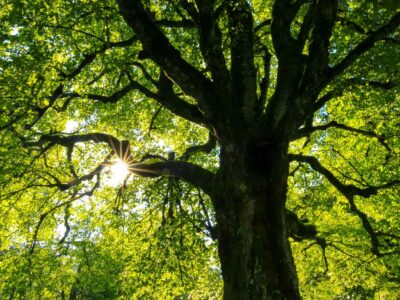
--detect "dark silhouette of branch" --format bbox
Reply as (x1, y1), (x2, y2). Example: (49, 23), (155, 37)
(129, 161), (214, 196)
(337, 16), (369, 35)
(21, 36), (138, 129)
(130, 61), (158, 85)
(271, 0), (302, 60)
(286, 210), (317, 241)
(289, 154), (399, 198)
(294, 121), (391, 155)
(227, 1), (257, 122)
(147, 105), (163, 135)
(311, 76), (397, 114)
(65, 73), (205, 125)
(42, 24), (105, 42)
(257, 49), (271, 112)
(30, 178), (100, 254)
(153, 70), (205, 125)
(58, 204), (71, 245)
(116, 0), (216, 116)
(254, 19), (271, 33)
(347, 78), (398, 90)
(180, 132), (216, 161)
(289, 154), (400, 255)
(300, 0), (337, 93)
(197, 188), (217, 240)
(26, 132), (215, 195)
(195, 0), (230, 87)
(329, 12), (400, 80)
(263, 0), (319, 130)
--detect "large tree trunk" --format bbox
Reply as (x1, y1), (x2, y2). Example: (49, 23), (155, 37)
(213, 141), (300, 299)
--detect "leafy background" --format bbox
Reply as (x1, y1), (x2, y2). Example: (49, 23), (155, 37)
(1, 0), (399, 298)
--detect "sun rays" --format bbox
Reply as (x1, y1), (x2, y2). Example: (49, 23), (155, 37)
(104, 138), (163, 186)
(109, 159), (130, 185)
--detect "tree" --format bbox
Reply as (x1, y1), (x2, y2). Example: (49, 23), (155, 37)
(1, 0), (399, 299)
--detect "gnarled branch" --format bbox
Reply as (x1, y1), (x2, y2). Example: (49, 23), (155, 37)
(116, 0), (216, 117)
(27, 132), (215, 195)
(289, 154), (400, 255)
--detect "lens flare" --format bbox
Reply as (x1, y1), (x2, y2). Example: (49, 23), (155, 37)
(109, 159), (130, 185)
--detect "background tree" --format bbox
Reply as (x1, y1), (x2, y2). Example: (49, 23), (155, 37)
(1, 0), (400, 299)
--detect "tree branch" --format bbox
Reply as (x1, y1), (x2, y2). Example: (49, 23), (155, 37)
(22, 36), (138, 130)
(311, 76), (397, 114)
(66, 73), (205, 126)
(300, 0), (337, 94)
(271, 0), (302, 60)
(294, 121), (391, 154)
(263, 0), (309, 131)
(154, 71), (205, 125)
(180, 131), (216, 161)
(30, 184), (100, 254)
(195, 0), (230, 86)
(129, 161), (214, 196)
(289, 154), (400, 255)
(286, 209), (317, 241)
(227, 1), (257, 122)
(116, 0), (216, 117)
(288, 154), (399, 198)
(329, 12), (400, 80)
(257, 49), (272, 112)
(254, 19), (272, 34)
(27, 132), (215, 195)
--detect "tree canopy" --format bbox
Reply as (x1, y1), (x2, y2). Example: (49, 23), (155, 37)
(0, 0), (400, 299)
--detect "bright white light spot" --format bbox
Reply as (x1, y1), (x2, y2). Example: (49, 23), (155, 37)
(56, 224), (66, 237)
(10, 27), (20, 36)
(65, 120), (78, 133)
(109, 159), (130, 186)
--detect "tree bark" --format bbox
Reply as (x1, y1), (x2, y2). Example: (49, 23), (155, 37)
(213, 142), (300, 299)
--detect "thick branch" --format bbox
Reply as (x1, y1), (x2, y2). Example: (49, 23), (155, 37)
(300, 0), (337, 93)
(67, 74), (205, 125)
(129, 161), (214, 195)
(286, 209), (317, 241)
(195, 0), (230, 86)
(257, 49), (272, 112)
(263, 1), (309, 131)
(271, 0), (302, 60)
(28, 132), (215, 195)
(180, 131), (216, 160)
(227, 1), (257, 122)
(254, 19), (272, 33)
(155, 71), (205, 125)
(86, 81), (141, 103)
(116, 0), (216, 116)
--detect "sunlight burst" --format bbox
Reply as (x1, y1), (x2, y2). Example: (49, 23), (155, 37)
(65, 120), (79, 133)
(110, 159), (130, 185)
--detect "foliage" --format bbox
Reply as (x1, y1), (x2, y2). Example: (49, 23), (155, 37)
(0, 0), (399, 299)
